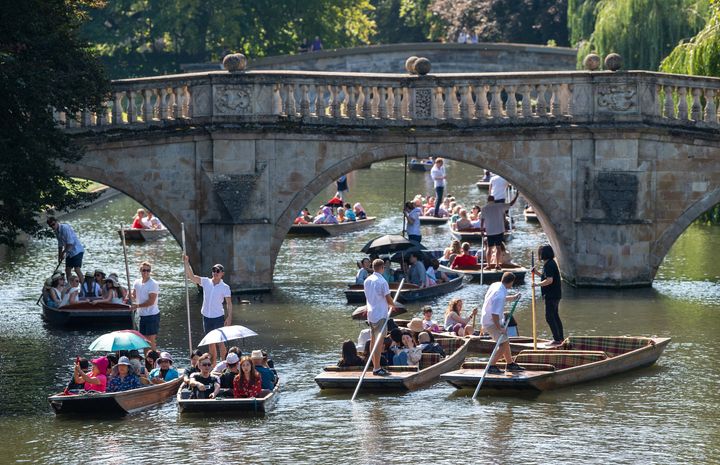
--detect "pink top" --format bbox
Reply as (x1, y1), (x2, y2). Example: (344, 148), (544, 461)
(84, 373), (107, 392)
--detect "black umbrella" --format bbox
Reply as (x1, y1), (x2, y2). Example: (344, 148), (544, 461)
(360, 234), (426, 254)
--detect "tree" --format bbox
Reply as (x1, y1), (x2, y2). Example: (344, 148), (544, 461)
(576, 0), (709, 70)
(0, 0), (109, 248)
(371, 0), (433, 44)
(428, 0), (569, 46)
(567, 0), (599, 46)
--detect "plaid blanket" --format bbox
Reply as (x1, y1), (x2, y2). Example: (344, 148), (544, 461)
(564, 336), (651, 356)
(514, 350), (608, 370)
(324, 365), (419, 372)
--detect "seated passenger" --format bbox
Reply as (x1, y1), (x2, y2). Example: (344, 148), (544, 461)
(131, 208), (147, 229)
(391, 333), (422, 365)
(148, 352), (179, 384)
(407, 252), (427, 288)
(423, 196), (436, 214)
(294, 208), (313, 225)
(93, 269), (106, 295)
(59, 275), (81, 307)
(421, 306), (442, 333)
(80, 271), (102, 299)
(497, 242), (516, 267)
(451, 242), (478, 269)
(217, 352), (241, 389)
(145, 211), (165, 230)
(90, 276), (124, 305)
(129, 349), (150, 384)
(344, 203), (357, 221)
(443, 298), (477, 336)
(469, 205), (482, 228)
(353, 202), (367, 220)
(454, 209), (473, 231)
(381, 258), (395, 283)
(313, 206), (338, 224)
(213, 346), (241, 373)
(251, 350), (277, 390)
(107, 356), (143, 392)
(105, 353), (118, 376)
(443, 240), (462, 264)
(430, 259), (449, 283)
(73, 356), (109, 392)
(355, 258), (371, 285)
(338, 340), (365, 367)
(233, 356), (263, 398)
(337, 207), (346, 222)
(187, 353), (221, 399)
(417, 331), (446, 356)
(66, 358), (89, 391)
(144, 350), (160, 372)
(46, 275), (65, 308)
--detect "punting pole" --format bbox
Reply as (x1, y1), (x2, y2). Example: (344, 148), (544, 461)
(120, 225), (137, 330)
(181, 222), (193, 355)
(531, 251), (537, 350)
(480, 234), (485, 285)
(402, 152), (408, 237)
(472, 297), (521, 401)
(351, 279), (405, 402)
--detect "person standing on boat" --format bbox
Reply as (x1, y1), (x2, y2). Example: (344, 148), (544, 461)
(534, 245), (564, 347)
(336, 175), (349, 200)
(480, 272), (524, 374)
(403, 201), (422, 243)
(183, 255), (233, 366)
(46, 217), (85, 285)
(489, 174), (509, 203)
(430, 158), (446, 217)
(480, 192), (519, 270)
(363, 259), (397, 377)
(131, 261), (160, 353)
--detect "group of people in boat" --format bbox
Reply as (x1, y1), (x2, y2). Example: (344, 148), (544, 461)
(443, 239), (517, 271)
(354, 253), (449, 288)
(130, 208), (165, 230)
(293, 201), (368, 225)
(42, 268), (128, 309)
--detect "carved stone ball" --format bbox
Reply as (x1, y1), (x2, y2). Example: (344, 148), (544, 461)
(583, 53), (601, 71)
(604, 53), (622, 72)
(414, 57), (432, 75)
(405, 56), (419, 74)
(223, 53), (247, 72)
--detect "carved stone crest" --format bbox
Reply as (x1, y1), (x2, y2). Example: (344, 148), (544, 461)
(214, 86), (252, 115)
(596, 84), (636, 112)
(414, 88), (433, 119)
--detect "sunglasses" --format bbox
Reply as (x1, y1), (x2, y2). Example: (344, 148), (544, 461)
(212, 268), (223, 273)
(200, 362), (212, 367)
(141, 268), (151, 272)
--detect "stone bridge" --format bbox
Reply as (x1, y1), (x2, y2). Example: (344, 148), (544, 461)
(58, 65), (720, 292)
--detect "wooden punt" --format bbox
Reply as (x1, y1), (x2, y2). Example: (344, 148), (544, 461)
(315, 338), (469, 391)
(524, 207), (539, 223)
(118, 228), (169, 242)
(437, 263), (526, 284)
(176, 383), (279, 415)
(440, 336), (670, 394)
(476, 180), (490, 190)
(450, 229), (513, 243)
(48, 378), (182, 415)
(288, 217), (376, 236)
(409, 159), (433, 171)
(344, 274), (463, 304)
(419, 215), (449, 225)
(41, 301), (134, 327)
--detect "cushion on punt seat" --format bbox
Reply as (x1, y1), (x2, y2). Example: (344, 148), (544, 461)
(323, 365), (419, 372)
(419, 353), (441, 369)
(437, 337), (461, 354)
(563, 336), (652, 356)
(513, 351), (608, 370)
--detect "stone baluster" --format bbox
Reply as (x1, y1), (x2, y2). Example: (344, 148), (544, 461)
(402, 88), (411, 118)
(300, 85), (311, 117)
(677, 87), (688, 120)
(184, 86), (192, 118)
(520, 84), (532, 117)
(142, 89), (154, 122)
(287, 84), (298, 116)
(347, 85), (358, 119)
(550, 84), (562, 117)
(489, 85), (502, 118)
(81, 109), (93, 127)
(98, 102), (110, 126)
(434, 87), (443, 118)
(566, 84), (574, 116)
(113, 91), (124, 125)
(332, 85), (343, 118)
(690, 87), (702, 121)
(159, 88), (170, 120)
(127, 91), (137, 122)
(378, 87), (388, 119)
(361, 86), (372, 119)
(271, 84), (282, 115)
(281, 84), (290, 115)
(663, 85), (675, 118)
(173, 87), (184, 119)
(311, 84), (321, 117)
(442, 86), (454, 119)
(392, 87), (402, 119)
(704, 88), (717, 124)
(536, 84), (547, 117)
(459, 85), (470, 120)
(505, 86), (517, 118)
(473, 84), (488, 119)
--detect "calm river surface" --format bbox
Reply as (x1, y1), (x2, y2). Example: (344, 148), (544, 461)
(0, 161), (718, 464)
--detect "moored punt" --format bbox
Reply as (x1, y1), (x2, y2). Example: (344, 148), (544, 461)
(176, 384), (279, 415)
(48, 378), (182, 415)
(409, 159), (433, 171)
(315, 338), (469, 392)
(440, 336), (670, 394)
(288, 217), (376, 236)
(450, 229), (513, 243)
(419, 215), (449, 225)
(41, 301), (134, 327)
(118, 228), (169, 242)
(524, 207), (539, 222)
(476, 180), (490, 190)
(344, 274), (463, 304)
(437, 263), (526, 284)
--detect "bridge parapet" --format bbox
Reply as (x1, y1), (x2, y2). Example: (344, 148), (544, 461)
(57, 70), (720, 132)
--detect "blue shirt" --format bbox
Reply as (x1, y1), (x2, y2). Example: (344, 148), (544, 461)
(56, 223), (84, 258)
(255, 366), (275, 390)
(107, 374), (142, 392)
(148, 367), (179, 382)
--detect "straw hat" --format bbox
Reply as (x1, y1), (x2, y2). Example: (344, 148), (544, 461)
(408, 318), (424, 333)
(250, 350), (263, 360)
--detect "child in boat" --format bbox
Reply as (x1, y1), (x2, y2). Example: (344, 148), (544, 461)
(421, 306), (442, 333)
(338, 340), (365, 367)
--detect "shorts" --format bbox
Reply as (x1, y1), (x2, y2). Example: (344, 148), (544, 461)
(66, 252), (83, 268)
(203, 315), (225, 334)
(139, 313), (160, 336)
(483, 324), (507, 344)
(408, 234), (422, 243)
(369, 318), (387, 340)
(487, 233), (504, 247)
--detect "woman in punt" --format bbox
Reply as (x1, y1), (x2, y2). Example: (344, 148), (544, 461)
(313, 206), (338, 224)
(73, 356), (109, 393)
(90, 275), (124, 305)
(353, 203), (367, 220)
(338, 340), (365, 367)
(107, 356), (142, 392)
(59, 275), (81, 307)
(443, 298), (477, 337)
(131, 208), (147, 229)
(233, 356), (263, 398)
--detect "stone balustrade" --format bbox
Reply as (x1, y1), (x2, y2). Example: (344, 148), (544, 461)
(57, 70), (720, 132)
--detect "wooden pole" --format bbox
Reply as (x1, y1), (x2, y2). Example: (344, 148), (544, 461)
(120, 225), (137, 330)
(351, 279), (405, 402)
(531, 251), (537, 350)
(181, 222), (193, 355)
(480, 234), (485, 285)
(402, 152), (408, 237)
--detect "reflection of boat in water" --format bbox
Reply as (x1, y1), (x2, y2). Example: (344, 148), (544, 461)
(409, 158), (433, 172)
(41, 301), (134, 327)
(441, 336), (671, 394)
(524, 206), (539, 222)
(288, 217), (376, 236)
(344, 274), (463, 304)
(419, 215), (449, 225)
(119, 228), (169, 242)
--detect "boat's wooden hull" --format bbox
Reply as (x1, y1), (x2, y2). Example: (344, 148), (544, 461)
(48, 378), (182, 415)
(441, 337), (670, 393)
(119, 228), (169, 242)
(288, 217), (376, 236)
(41, 301), (134, 327)
(315, 339), (469, 391)
(476, 181), (490, 190)
(344, 275), (463, 304)
(436, 334), (551, 355)
(438, 264), (526, 284)
(409, 161), (433, 172)
(177, 384), (279, 415)
(450, 230), (512, 243)
(524, 209), (539, 222)
(419, 216), (449, 225)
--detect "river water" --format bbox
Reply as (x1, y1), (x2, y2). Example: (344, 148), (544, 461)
(0, 161), (718, 464)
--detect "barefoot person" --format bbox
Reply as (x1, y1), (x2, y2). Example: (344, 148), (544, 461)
(184, 256), (233, 366)
(131, 261), (160, 352)
(46, 217), (85, 285)
(480, 272), (524, 374)
(363, 258), (397, 377)
(535, 245), (564, 346)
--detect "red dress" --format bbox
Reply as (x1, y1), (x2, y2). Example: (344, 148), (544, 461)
(233, 374), (262, 398)
(451, 253), (477, 269)
(131, 218), (143, 229)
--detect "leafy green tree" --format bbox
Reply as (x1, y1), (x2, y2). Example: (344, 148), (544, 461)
(371, 0), (433, 44)
(0, 0), (109, 248)
(568, 0), (599, 46)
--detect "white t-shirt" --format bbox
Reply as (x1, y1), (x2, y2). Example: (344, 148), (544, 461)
(481, 203), (510, 236)
(363, 272), (390, 324)
(200, 277), (231, 318)
(60, 286), (80, 307)
(481, 281), (507, 328)
(140, 217), (152, 229)
(133, 278), (160, 316)
(406, 207), (422, 236)
(430, 164), (446, 188)
(490, 175), (509, 200)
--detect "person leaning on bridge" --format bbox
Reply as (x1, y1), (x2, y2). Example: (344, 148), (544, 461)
(183, 255), (233, 366)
